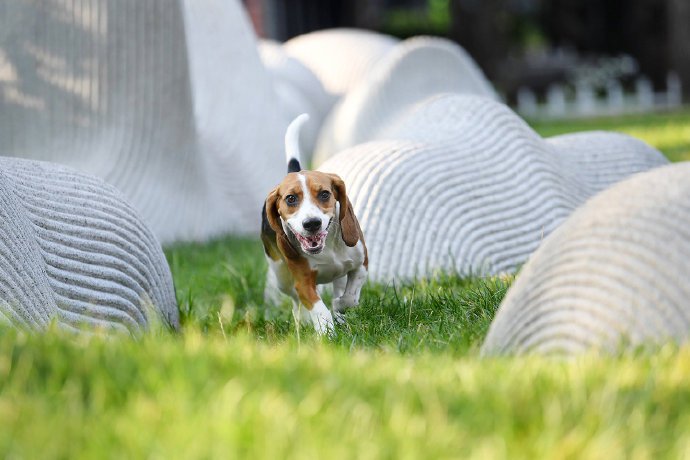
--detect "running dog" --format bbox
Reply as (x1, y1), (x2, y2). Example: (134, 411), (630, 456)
(261, 114), (368, 335)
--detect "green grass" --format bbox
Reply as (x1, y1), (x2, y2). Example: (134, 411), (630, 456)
(3, 330), (690, 458)
(531, 109), (690, 162)
(167, 236), (507, 356)
(2, 109), (690, 458)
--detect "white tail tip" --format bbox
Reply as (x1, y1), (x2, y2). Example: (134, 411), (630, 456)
(285, 113), (310, 165)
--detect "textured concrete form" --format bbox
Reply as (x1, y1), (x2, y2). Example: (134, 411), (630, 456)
(284, 28), (399, 98)
(318, 94), (668, 282)
(313, 37), (498, 166)
(482, 163), (690, 355)
(0, 0), (285, 243)
(259, 39), (334, 161)
(0, 157), (179, 333)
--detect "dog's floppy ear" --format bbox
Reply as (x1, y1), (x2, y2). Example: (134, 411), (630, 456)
(265, 188), (283, 234)
(329, 174), (360, 247)
(265, 188), (299, 259)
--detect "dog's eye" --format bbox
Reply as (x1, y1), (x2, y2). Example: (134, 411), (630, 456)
(285, 194), (298, 206)
(318, 190), (331, 202)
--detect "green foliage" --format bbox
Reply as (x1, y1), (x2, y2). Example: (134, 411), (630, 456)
(382, 0), (451, 39)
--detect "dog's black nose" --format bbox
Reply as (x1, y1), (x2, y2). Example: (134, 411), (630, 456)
(303, 218), (322, 233)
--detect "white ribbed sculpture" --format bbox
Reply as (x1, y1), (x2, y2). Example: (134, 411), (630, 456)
(313, 37), (498, 165)
(259, 39), (334, 161)
(318, 94), (668, 282)
(284, 29), (399, 98)
(0, 157), (178, 333)
(482, 163), (690, 355)
(0, 0), (285, 243)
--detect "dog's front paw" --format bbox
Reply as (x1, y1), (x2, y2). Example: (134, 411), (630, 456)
(333, 295), (357, 313)
(333, 310), (346, 325)
(309, 301), (334, 336)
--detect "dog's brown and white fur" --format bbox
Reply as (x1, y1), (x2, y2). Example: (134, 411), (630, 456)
(261, 114), (368, 335)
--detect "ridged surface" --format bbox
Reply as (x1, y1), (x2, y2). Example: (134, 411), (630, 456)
(313, 37), (498, 166)
(0, 0), (285, 243)
(284, 28), (399, 97)
(482, 163), (690, 355)
(258, 39), (334, 163)
(0, 157), (178, 333)
(318, 94), (668, 282)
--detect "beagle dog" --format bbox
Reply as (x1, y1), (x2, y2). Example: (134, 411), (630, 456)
(261, 114), (368, 335)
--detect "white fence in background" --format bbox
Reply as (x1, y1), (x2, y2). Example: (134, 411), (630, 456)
(517, 72), (683, 119)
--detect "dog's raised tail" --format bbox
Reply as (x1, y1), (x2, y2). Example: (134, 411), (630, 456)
(285, 113), (309, 173)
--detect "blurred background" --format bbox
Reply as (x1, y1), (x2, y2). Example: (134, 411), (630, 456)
(244, 0), (689, 117)
(1, 0), (687, 243)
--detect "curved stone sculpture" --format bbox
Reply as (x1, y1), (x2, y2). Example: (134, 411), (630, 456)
(482, 163), (690, 355)
(0, 0), (285, 243)
(318, 94), (667, 282)
(259, 39), (334, 162)
(284, 28), (399, 97)
(0, 157), (178, 333)
(313, 37), (498, 165)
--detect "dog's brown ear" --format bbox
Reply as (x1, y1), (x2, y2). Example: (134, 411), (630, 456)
(265, 188), (283, 234)
(329, 174), (360, 247)
(265, 188), (299, 259)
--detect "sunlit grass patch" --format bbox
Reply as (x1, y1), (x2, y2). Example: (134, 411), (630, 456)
(531, 109), (690, 162)
(2, 330), (690, 458)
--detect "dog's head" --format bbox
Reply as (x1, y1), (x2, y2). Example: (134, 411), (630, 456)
(265, 171), (357, 256)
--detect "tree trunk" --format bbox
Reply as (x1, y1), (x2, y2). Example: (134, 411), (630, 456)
(449, 0), (509, 81)
(668, 0), (690, 101)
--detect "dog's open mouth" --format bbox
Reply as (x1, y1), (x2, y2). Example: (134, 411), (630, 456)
(294, 230), (328, 254)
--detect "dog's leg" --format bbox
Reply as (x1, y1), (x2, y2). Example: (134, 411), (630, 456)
(287, 258), (334, 336)
(334, 266), (367, 312)
(264, 257), (281, 305)
(331, 276), (348, 324)
(264, 256), (300, 322)
(307, 300), (334, 336)
(291, 300), (311, 325)
(333, 275), (347, 298)
(264, 257), (296, 303)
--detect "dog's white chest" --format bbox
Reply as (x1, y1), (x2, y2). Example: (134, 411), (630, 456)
(309, 240), (363, 284)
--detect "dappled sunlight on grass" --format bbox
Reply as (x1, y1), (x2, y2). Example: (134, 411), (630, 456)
(531, 109), (690, 162)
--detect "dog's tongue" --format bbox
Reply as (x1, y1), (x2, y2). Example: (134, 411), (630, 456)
(298, 231), (327, 252)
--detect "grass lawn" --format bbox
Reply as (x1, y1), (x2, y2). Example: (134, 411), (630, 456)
(1, 109), (689, 458)
(530, 109), (690, 162)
